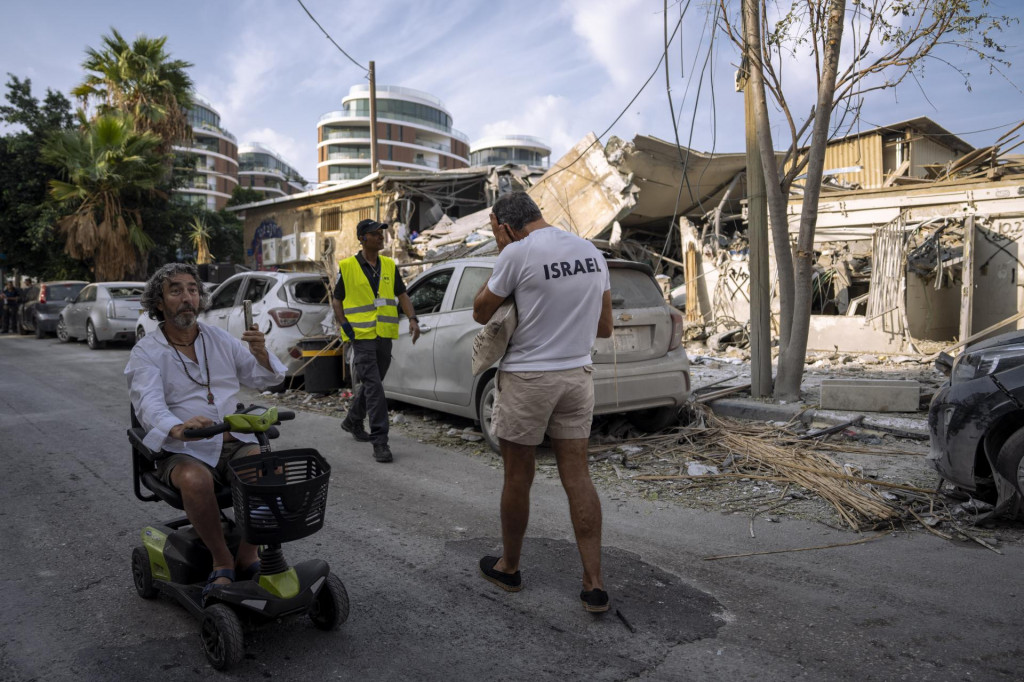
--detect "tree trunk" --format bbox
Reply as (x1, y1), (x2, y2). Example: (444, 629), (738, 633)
(773, 0), (846, 401)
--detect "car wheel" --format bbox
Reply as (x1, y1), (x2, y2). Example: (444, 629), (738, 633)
(34, 316), (44, 339)
(56, 317), (70, 343)
(86, 321), (106, 350)
(995, 427), (1024, 495)
(477, 376), (500, 454)
(136, 324), (146, 340)
(626, 405), (679, 433)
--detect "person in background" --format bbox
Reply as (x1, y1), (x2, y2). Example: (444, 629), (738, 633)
(332, 219), (420, 463)
(1, 281), (21, 333)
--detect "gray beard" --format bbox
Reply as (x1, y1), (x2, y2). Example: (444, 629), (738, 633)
(169, 310), (197, 329)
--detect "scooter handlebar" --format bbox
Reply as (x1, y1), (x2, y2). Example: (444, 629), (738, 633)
(181, 409), (295, 439)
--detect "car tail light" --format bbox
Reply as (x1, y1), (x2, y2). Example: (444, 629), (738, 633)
(668, 308), (683, 351)
(39, 285), (47, 304)
(268, 308), (301, 327)
(107, 300), (115, 318)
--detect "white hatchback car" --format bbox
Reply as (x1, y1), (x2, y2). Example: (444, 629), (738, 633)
(380, 256), (691, 451)
(136, 271), (333, 380)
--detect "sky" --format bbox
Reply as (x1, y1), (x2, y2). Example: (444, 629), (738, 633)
(3, 0), (1024, 184)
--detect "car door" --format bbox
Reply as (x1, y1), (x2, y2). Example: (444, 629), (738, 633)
(200, 276), (245, 332)
(66, 285), (96, 337)
(432, 264), (494, 406)
(384, 267), (455, 401)
(227, 275), (275, 337)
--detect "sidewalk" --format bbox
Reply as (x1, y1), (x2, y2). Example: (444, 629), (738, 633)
(687, 349), (936, 439)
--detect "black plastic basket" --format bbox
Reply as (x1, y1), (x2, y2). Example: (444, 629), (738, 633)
(228, 448), (331, 545)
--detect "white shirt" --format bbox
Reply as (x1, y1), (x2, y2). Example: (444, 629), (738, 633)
(125, 322), (287, 467)
(487, 226), (610, 371)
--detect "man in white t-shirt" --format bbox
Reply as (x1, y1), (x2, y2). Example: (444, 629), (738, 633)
(473, 191), (613, 613)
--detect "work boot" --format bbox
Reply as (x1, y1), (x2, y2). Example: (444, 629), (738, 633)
(373, 443), (393, 463)
(341, 418), (371, 442)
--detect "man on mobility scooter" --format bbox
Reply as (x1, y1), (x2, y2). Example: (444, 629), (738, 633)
(126, 263), (287, 595)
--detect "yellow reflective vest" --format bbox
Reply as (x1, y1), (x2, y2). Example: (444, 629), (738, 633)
(338, 255), (399, 341)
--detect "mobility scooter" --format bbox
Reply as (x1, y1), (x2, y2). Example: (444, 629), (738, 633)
(127, 404), (348, 670)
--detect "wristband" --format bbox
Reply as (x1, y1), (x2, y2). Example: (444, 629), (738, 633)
(409, 317), (419, 323)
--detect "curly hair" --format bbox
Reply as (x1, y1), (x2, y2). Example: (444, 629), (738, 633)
(140, 263), (210, 321)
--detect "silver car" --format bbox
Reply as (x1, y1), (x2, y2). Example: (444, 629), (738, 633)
(136, 271), (333, 380)
(380, 256), (691, 451)
(57, 282), (146, 349)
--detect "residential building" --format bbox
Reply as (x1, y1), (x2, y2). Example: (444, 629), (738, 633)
(317, 84), (470, 185)
(470, 134), (551, 169)
(238, 142), (308, 198)
(174, 95), (238, 211)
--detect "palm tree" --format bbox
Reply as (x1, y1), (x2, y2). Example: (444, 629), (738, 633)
(42, 113), (164, 280)
(72, 28), (194, 157)
(188, 216), (213, 264)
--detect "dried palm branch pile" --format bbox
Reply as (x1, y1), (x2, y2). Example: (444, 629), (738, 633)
(590, 407), (928, 531)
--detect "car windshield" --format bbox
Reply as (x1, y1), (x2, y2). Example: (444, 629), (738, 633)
(289, 279), (329, 304)
(609, 268), (664, 308)
(107, 287), (143, 298)
(47, 284), (84, 300)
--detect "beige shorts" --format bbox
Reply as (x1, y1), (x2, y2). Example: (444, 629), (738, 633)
(491, 366), (595, 446)
(156, 439), (261, 488)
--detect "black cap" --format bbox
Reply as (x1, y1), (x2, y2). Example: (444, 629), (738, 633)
(357, 219), (388, 237)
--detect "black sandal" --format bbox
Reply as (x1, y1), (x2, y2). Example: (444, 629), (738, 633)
(479, 556), (522, 592)
(202, 568), (235, 599)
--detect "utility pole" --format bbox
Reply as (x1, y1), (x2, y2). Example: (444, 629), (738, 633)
(742, 0), (773, 398)
(368, 60), (378, 175)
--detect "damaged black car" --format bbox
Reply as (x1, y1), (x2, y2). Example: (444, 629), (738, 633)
(929, 329), (1024, 515)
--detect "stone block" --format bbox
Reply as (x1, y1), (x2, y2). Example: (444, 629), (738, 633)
(819, 379), (920, 413)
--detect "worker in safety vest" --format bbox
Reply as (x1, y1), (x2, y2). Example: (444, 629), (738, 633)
(332, 219), (421, 463)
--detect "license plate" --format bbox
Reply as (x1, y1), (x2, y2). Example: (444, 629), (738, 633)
(613, 327), (640, 352)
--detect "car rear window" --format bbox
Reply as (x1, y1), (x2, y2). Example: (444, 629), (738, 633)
(609, 268), (665, 308)
(288, 279), (329, 304)
(46, 284), (85, 300)
(107, 287), (143, 298)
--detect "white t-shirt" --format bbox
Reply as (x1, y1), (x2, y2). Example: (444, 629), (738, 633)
(487, 226), (610, 371)
(125, 323), (287, 467)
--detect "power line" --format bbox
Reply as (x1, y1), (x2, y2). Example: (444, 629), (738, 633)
(296, 0), (368, 74)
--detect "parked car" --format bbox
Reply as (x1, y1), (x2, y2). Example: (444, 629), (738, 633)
(928, 329), (1024, 515)
(378, 256), (691, 452)
(57, 282), (146, 349)
(16, 280), (88, 338)
(137, 271), (333, 380)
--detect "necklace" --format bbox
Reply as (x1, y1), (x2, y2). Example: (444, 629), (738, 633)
(169, 330), (214, 405)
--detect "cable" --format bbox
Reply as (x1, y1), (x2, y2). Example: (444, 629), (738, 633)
(296, 0), (368, 74)
(533, 11), (687, 190)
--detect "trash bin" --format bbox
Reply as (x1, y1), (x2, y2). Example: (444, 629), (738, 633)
(298, 337), (344, 393)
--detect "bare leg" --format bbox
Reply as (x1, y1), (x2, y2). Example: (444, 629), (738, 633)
(171, 461), (236, 584)
(552, 437), (604, 591)
(495, 438), (536, 574)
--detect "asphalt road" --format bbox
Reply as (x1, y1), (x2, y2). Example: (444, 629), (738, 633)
(0, 333), (1021, 681)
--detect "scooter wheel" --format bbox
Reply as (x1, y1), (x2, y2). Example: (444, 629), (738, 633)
(131, 547), (157, 599)
(308, 573), (350, 631)
(200, 603), (244, 670)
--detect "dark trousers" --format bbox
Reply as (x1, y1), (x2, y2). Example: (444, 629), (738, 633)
(346, 338), (393, 445)
(1, 306), (16, 332)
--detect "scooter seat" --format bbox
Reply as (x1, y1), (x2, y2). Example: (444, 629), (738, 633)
(140, 470), (234, 511)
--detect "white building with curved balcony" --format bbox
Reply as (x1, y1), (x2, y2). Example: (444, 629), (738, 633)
(174, 95), (238, 211)
(317, 84), (470, 185)
(238, 142), (308, 198)
(470, 134), (551, 169)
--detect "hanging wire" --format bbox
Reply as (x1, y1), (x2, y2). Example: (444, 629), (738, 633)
(296, 0), (369, 74)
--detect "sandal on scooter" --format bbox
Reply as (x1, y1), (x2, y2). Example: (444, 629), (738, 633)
(202, 568), (235, 599)
(237, 561), (260, 581)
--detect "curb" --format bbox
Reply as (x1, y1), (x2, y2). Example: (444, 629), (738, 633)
(706, 397), (930, 438)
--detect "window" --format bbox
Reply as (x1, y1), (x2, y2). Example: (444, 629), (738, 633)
(452, 267), (492, 310)
(77, 285), (97, 303)
(408, 269), (453, 316)
(609, 268), (664, 309)
(209, 279), (243, 310)
(243, 277), (274, 303)
(107, 287), (144, 298)
(287, 278), (329, 304)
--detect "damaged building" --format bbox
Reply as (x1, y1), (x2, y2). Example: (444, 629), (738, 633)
(230, 116), (1024, 356)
